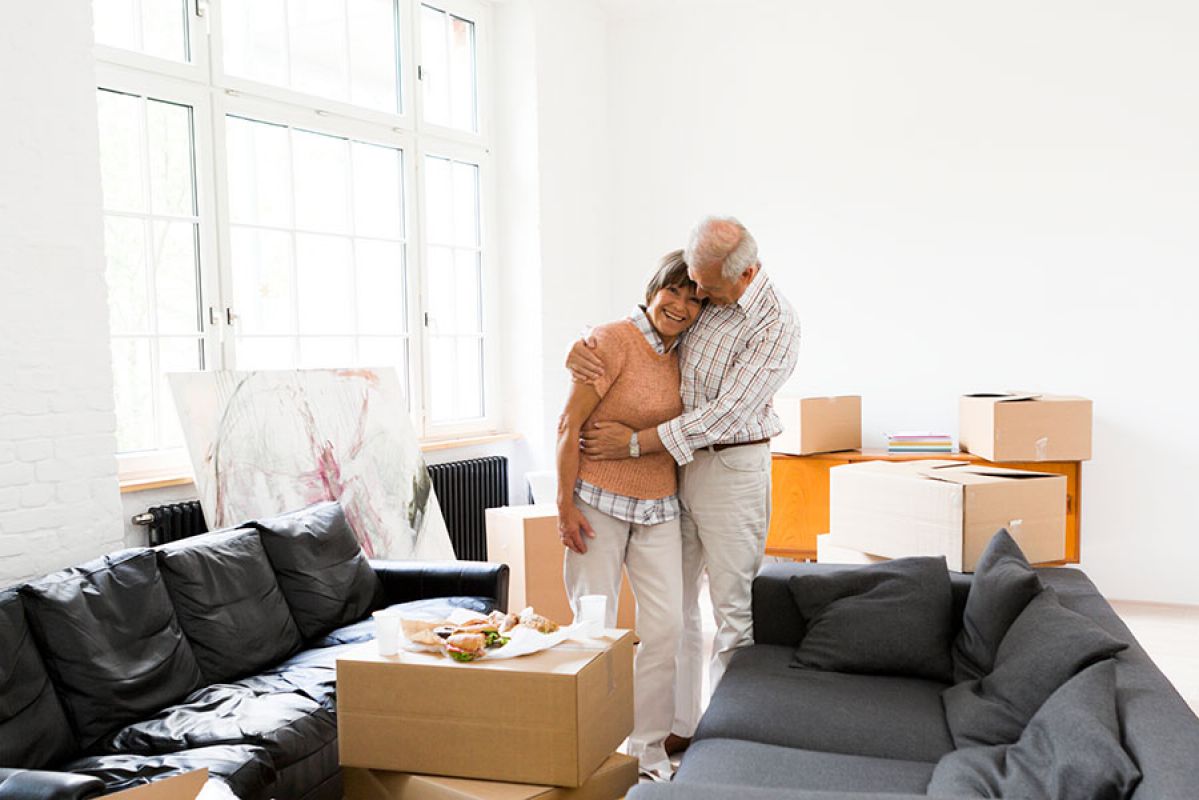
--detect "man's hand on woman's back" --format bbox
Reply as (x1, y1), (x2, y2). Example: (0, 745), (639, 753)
(566, 335), (604, 383)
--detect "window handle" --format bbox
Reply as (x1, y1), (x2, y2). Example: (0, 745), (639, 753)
(208, 307), (219, 326)
(225, 307), (238, 325)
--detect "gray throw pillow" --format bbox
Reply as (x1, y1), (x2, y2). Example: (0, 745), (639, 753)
(928, 659), (1141, 799)
(952, 528), (1043, 682)
(943, 586), (1127, 748)
(788, 557), (955, 683)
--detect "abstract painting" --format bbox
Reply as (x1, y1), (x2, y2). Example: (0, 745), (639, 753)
(168, 368), (455, 560)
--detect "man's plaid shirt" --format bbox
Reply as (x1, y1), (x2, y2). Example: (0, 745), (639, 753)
(657, 269), (800, 466)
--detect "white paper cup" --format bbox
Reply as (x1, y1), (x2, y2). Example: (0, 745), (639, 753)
(373, 610), (402, 656)
(578, 594), (608, 636)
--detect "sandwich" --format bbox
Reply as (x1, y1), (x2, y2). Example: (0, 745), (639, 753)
(519, 609), (559, 634)
(401, 617), (448, 648)
(445, 632), (488, 662)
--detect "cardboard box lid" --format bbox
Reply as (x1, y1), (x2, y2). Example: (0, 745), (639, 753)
(345, 753), (638, 800)
(913, 462), (1061, 486)
(485, 504), (557, 522)
(962, 392), (1091, 405)
(109, 770), (207, 799)
(338, 636), (621, 677)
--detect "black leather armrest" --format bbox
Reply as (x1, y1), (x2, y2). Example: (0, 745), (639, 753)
(370, 560), (510, 612)
(0, 769), (105, 800)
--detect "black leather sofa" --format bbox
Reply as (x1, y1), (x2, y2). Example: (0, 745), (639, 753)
(0, 501), (508, 800)
(630, 562), (1199, 800)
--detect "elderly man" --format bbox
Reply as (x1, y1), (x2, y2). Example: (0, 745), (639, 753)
(568, 216), (800, 753)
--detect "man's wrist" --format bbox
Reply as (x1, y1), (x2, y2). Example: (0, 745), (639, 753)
(628, 431), (641, 459)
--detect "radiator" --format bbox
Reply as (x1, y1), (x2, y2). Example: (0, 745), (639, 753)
(133, 501), (209, 546)
(427, 456), (509, 560)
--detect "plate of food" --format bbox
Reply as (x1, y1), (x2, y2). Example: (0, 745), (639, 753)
(399, 607), (569, 662)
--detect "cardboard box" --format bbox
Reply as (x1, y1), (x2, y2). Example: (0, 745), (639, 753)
(337, 633), (635, 787)
(815, 533), (889, 565)
(959, 393), (1092, 462)
(343, 753), (638, 800)
(829, 460), (1066, 572)
(771, 395), (862, 456)
(109, 770), (207, 799)
(485, 506), (636, 631)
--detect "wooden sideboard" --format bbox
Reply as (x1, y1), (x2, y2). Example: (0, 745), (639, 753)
(767, 449), (1082, 564)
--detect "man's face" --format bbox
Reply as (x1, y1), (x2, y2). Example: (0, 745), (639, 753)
(688, 259), (754, 305)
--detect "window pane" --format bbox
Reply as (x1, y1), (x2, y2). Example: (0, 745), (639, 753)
(97, 91), (146, 213)
(455, 336), (483, 418)
(424, 155), (452, 244)
(225, 117), (292, 228)
(158, 338), (203, 448)
(426, 245), (454, 332)
(299, 336), (356, 368)
(349, 0), (401, 113)
(356, 240), (406, 334)
(103, 217), (150, 334)
(428, 336), (482, 422)
(111, 338), (155, 451)
(420, 5), (476, 132)
(452, 160), (479, 246)
(454, 248), (481, 333)
(295, 234), (353, 334)
(221, 0), (288, 88)
(146, 100), (196, 216)
(358, 337), (410, 408)
(237, 336), (297, 370)
(153, 222), (201, 333)
(352, 141), (404, 239)
(292, 130), (350, 234)
(94, 0), (189, 62)
(428, 336), (453, 422)
(231, 228), (295, 335)
(289, 0), (349, 102)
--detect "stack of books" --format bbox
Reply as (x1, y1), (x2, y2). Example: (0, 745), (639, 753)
(887, 432), (953, 453)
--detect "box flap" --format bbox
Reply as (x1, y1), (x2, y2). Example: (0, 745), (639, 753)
(963, 392), (1042, 403)
(916, 463), (1059, 485)
(108, 771), (207, 799)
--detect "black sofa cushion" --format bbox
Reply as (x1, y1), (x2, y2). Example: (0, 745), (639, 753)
(157, 528), (303, 683)
(695, 644), (955, 763)
(676, 738), (936, 795)
(928, 659), (1140, 799)
(0, 590), (76, 768)
(20, 549), (204, 749)
(252, 501), (379, 640)
(63, 744), (277, 800)
(943, 585), (1128, 748)
(952, 528), (1042, 682)
(788, 556), (954, 682)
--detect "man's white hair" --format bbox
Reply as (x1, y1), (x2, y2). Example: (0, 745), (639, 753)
(684, 216), (759, 281)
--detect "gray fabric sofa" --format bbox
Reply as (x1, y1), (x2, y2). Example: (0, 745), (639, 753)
(630, 562), (1199, 799)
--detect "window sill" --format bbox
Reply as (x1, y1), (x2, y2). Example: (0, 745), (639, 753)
(118, 432), (522, 493)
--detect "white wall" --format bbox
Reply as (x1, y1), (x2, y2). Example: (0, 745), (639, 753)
(0, 2), (125, 583)
(601, 0), (1199, 603)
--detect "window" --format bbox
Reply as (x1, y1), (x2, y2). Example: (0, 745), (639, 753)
(93, 0), (494, 474)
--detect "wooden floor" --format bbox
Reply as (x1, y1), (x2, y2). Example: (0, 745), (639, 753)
(1111, 600), (1199, 715)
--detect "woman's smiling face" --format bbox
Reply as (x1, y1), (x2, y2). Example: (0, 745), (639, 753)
(646, 283), (703, 341)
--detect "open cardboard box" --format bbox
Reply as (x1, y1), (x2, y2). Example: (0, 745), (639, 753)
(829, 460), (1066, 572)
(108, 770), (207, 799)
(337, 632), (634, 787)
(771, 395), (862, 456)
(959, 393), (1092, 462)
(343, 753), (638, 800)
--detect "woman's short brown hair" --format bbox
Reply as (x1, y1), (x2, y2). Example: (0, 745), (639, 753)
(644, 249), (696, 305)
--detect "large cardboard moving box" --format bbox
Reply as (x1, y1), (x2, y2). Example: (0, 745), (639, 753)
(959, 393), (1092, 462)
(109, 770), (206, 799)
(815, 533), (889, 566)
(343, 753), (638, 800)
(485, 506), (635, 630)
(337, 633), (635, 787)
(771, 395), (862, 456)
(830, 460), (1065, 572)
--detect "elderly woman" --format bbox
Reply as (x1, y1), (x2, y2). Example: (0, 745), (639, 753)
(555, 249), (703, 781)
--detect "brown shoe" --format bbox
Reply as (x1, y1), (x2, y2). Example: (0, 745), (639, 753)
(663, 734), (692, 756)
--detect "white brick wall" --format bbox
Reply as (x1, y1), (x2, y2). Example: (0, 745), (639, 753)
(0, 2), (125, 584)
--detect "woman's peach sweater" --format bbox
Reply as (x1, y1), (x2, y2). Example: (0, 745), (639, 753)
(578, 319), (682, 500)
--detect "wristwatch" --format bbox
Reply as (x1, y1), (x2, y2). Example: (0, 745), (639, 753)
(629, 431), (641, 459)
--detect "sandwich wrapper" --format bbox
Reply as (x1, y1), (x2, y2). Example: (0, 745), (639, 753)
(399, 607), (608, 660)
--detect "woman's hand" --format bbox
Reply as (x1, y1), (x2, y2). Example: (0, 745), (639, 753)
(558, 503), (596, 554)
(565, 335), (604, 383)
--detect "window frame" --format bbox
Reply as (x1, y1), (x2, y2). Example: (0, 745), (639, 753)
(94, 0), (500, 481)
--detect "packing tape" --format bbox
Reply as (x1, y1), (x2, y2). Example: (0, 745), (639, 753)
(1008, 518), (1024, 533)
(1035, 436), (1049, 460)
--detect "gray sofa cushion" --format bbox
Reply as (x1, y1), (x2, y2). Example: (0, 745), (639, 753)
(252, 501), (379, 641)
(928, 659), (1140, 799)
(952, 528), (1042, 682)
(677, 738), (936, 795)
(20, 549), (205, 749)
(788, 556), (954, 682)
(157, 528), (303, 684)
(696, 645), (954, 763)
(943, 586), (1127, 748)
(0, 590), (76, 768)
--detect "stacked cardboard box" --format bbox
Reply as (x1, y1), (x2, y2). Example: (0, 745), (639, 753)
(337, 633), (638, 800)
(959, 393), (1092, 462)
(771, 395), (862, 456)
